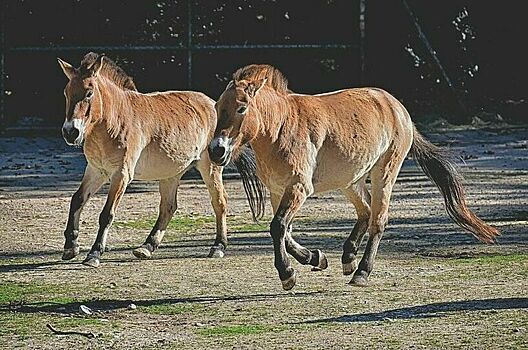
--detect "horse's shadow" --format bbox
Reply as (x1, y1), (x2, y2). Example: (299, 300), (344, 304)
(3, 295), (525, 325)
(303, 297), (528, 323)
(0, 291), (323, 315)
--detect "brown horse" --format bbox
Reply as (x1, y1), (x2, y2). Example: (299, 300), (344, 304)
(58, 52), (231, 267)
(208, 64), (499, 290)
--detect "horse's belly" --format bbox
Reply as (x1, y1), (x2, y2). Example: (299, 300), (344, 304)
(134, 143), (202, 180)
(312, 162), (368, 194)
(312, 144), (384, 194)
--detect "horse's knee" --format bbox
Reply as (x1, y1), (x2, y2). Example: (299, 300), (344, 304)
(211, 197), (227, 215)
(270, 217), (287, 239)
(99, 211), (114, 228)
(357, 210), (370, 226)
(70, 190), (85, 211)
(369, 214), (387, 236)
(161, 202), (177, 217)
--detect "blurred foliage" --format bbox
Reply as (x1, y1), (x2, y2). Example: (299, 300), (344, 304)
(1, 0), (526, 128)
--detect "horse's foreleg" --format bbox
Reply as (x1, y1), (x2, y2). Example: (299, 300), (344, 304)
(62, 165), (106, 260)
(272, 182), (326, 290)
(196, 161), (228, 258)
(133, 176), (181, 259)
(83, 168), (131, 267)
(341, 180), (371, 275)
(270, 192), (327, 273)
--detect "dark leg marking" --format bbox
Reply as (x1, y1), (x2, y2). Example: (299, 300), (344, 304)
(83, 210), (114, 268)
(342, 218), (369, 275)
(270, 216), (296, 290)
(350, 230), (383, 287)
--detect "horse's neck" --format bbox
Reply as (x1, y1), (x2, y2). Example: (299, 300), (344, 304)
(100, 79), (132, 118)
(87, 79), (135, 142)
(250, 91), (292, 159)
(254, 91), (291, 141)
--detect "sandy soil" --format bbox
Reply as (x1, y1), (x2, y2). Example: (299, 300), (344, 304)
(0, 126), (527, 349)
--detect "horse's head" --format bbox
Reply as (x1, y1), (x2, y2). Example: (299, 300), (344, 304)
(57, 54), (105, 146)
(209, 78), (267, 166)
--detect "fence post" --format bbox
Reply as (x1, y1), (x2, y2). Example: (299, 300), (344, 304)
(359, 0), (366, 85)
(0, 0), (5, 131)
(187, 0), (193, 89)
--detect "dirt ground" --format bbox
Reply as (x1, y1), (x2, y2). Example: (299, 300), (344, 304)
(0, 126), (527, 349)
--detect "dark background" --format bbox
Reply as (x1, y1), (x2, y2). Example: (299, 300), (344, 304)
(1, 0), (526, 131)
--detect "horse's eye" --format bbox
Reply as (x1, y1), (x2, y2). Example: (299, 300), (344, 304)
(85, 90), (94, 100)
(237, 105), (248, 115)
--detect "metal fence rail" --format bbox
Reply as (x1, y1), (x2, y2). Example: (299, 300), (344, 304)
(0, 0), (362, 129)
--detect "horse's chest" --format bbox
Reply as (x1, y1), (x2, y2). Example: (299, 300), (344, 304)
(83, 142), (123, 175)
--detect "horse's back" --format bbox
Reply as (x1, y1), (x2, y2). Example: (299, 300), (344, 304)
(133, 90), (217, 180)
(291, 87), (412, 152)
(144, 90), (216, 125)
(291, 87), (414, 193)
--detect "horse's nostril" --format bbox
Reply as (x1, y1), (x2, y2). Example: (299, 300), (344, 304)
(70, 128), (80, 139)
(211, 145), (227, 159)
(62, 127), (80, 142)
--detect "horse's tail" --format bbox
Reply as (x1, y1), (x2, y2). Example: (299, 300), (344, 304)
(233, 146), (266, 222)
(410, 126), (499, 243)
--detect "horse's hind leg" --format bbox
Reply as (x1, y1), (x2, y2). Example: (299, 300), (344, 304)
(341, 178), (371, 275)
(195, 159), (228, 258)
(63, 165), (106, 260)
(133, 176), (181, 259)
(350, 149), (408, 286)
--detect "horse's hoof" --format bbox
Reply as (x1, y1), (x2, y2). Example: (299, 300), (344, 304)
(82, 256), (100, 268)
(133, 246), (152, 259)
(62, 246), (80, 260)
(311, 249), (328, 271)
(207, 245), (225, 258)
(349, 274), (369, 287)
(342, 260), (357, 276)
(281, 270), (297, 291)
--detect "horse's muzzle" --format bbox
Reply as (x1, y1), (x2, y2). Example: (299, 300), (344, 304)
(208, 136), (232, 166)
(62, 119), (84, 146)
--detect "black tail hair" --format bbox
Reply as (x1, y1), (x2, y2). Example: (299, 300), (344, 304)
(233, 146), (266, 221)
(411, 126), (499, 243)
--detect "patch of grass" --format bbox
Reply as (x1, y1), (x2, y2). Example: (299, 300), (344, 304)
(116, 215), (215, 232)
(141, 303), (201, 315)
(117, 215), (271, 233)
(47, 296), (78, 304)
(231, 222), (268, 232)
(0, 313), (36, 337)
(0, 282), (79, 306)
(450, 254), (528, 265)
(0, 313), (107, 339)
(197, 324), (273, 337)
(0, 282), (53, 305)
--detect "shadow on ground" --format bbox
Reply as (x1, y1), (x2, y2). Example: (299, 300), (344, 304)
(0, 291), (323, 315)
(304, 297), (528, 323)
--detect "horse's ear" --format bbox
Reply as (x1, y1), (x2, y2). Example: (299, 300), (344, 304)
(88, 55), (105, 77)
(225, 80), (235, 91)
(57, 58), (75, 80)
(248, 78), (267, 97)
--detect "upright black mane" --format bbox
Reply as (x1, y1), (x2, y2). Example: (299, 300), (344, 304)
(79, 52), (137, 91)
(233, 64), (290, 94)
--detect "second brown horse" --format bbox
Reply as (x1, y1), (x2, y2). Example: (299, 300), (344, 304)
(58, 52), (230, 267)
